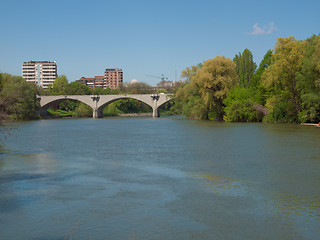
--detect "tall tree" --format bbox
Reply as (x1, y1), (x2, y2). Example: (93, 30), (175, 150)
(49, 75), (69, 95)
(296, 34), (320, 122)
(262, 36), (306, 122)
(193, 56), (238, 120)
(233, 49), (257, 87)
(180, 63), (202, 83)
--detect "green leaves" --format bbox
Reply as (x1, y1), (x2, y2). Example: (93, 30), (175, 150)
(176, 56), (237, 120)
(0, 74), (39, 120)
(233, 49), (257, 88)
(48, 75), (69, 95)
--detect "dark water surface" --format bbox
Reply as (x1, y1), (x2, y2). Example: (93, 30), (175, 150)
(1, 117), (320, 239)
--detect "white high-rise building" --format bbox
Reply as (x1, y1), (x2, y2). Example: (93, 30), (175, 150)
(22, 61), (58, 88)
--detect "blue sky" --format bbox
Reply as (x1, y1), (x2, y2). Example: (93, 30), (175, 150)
(0, 0), (319, 86)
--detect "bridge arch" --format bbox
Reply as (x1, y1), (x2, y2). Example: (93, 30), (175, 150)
(38, 95), (96, 117)
(37, 94), (173, 118)
(41, 97), (93, 111)
(96, 96), (154, 116)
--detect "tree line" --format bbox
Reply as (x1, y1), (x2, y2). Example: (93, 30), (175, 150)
(174, 34), (320, 123)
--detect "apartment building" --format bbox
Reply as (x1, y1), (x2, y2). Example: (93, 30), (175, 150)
(77, 76), (105, 89)
(104, 68), (123, 89)
(22, 61), (58, 88)
(77, 68), (123, 90)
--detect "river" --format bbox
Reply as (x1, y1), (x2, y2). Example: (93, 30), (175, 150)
(1, 117), (320, 240)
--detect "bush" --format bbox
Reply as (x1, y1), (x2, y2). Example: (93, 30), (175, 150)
(73, 103), (92, 117)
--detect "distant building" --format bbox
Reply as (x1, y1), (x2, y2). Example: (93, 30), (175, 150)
(77, 76), (105, 89)
(22, 61), (57, 88)
(77, 68), (123, 90)
(104, 68), (123, 89)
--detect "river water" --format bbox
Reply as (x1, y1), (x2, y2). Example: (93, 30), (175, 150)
(0, 117), (320, 240)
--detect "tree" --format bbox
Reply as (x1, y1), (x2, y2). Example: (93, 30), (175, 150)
(48, 75), (69, 95)
(262, 36), (306, 122)
(0, 74), (39, 120)
(223, 87), (264, 122)
(180, 63), (202, 83)
(296, 34), (320, 122)
(91, 87), (105, 95)
(193, 56), (238, 120)
(250, 49), (273, 105)
(119, 82), (153, 94)
(251, 50), (272, 89)
(0, 72), (3, 90)
(175, 81), (206, 119)
(0, 73), (6, 124)
(233, 49), (257, 87)
(68, 81), (91, 95)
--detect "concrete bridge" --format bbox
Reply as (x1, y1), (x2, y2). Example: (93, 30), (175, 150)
(37, 94), (173, 118)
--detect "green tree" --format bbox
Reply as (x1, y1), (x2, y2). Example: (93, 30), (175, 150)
(262, 37), (306, 122)
(0, 74), (39, 120)
(180, 63), (202, 83)
(68, 81), (91, 95)
(73, 103), (92, 117)
(92, 87), (105, 95)
(233, 49), (257, 88)
(193, 56), (238, 120)
(48, 75), (69, 95)
(175, 82), (207, 119)
(251, 50), (272, 89)
(296, 34), (320, 122)
(0, 72), (3, 90)
(223, 87), (264, 122)
(250, 50), (273, 105)
(119, 82), (153, 94)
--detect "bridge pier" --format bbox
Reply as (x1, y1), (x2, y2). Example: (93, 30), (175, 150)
(151, 94), (160, 118)
(93, 109), (103, 118)
(152, 107), (159, 118)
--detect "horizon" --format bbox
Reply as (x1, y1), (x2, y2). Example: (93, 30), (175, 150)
(0, 0), (319, 85)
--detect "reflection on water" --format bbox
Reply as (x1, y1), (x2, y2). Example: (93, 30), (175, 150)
(1, 118), (320, 240)
(273, 192), (320, 220)
(195, 173), (249, 197)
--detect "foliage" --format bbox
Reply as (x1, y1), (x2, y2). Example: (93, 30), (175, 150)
(48, 75), (69, 95)
(176, 57), (237, 120)
(233, 49), (257, 88)
(47, 108), (73, 117)
(0, 72), (3, 90)
(73, 103), (92, 117)
(194, 56), (238, 120)
(250, 50), (273, 105)
(0, 73), (5, 123)
(119, 82), (154, 94)
(91, 87), (105, 95)
(157, 88), (167, 93)
(298, 93), (320, 123)
(223, 87), (263, 122)
(68, 81), (91, 95)
(262, 37), (306, 122)
(180, 63), (202, 83)
(103, 99), (152, 116)
(264, 93), (298, 123)
(0, 74), (39, 120)
(296, 34), (320, 122)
